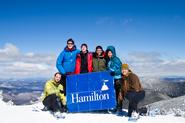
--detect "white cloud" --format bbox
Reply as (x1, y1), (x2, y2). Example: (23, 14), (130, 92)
(12, 62), (49, 70)
(1, 43), (185, 78)
(0, 43), (57, 78)
(128, 51), (163, 63)
(0, 43), (20, 55)
(125, 51), (185, 77)
(25, 52), (35, 57)
(0, 43), (20, 62)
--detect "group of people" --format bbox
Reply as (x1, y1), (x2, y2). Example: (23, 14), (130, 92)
(42, 38), (145, 118)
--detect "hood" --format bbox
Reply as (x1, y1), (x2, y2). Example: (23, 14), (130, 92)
(106, 46), (116, 57)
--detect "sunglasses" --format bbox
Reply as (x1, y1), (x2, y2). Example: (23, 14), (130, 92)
(67, 43), (74, 45)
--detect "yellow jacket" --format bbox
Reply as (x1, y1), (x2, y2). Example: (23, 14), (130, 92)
(42, 79), (66, 105)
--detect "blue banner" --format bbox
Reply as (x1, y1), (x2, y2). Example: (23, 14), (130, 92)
(66, 71), (116, 112)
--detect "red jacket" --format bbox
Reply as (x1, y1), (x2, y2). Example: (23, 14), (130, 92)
(75, 52), (93, 74)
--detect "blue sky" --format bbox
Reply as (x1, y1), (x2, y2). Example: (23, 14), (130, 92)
(0, 0), (185, 78)
(0, 0), (185, 55)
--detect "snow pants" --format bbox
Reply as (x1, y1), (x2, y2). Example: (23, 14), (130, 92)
(43, 94), (65, 112)
(125, 90), (145, 117)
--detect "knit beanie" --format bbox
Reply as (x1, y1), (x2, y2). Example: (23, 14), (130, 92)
(122, 64), (129, 70)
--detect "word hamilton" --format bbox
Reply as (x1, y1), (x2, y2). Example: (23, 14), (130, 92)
(71, 91), (110, 103)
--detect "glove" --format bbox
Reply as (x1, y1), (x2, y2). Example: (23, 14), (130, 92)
(60, 90), (65, 94)
(110, 71), (115, 76)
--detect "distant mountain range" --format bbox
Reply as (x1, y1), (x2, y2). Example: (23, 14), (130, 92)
(0, 78), (47, 105)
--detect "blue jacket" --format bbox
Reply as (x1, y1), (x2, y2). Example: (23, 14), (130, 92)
(106, 46), (122, 79)
(56, 45), (80, 74)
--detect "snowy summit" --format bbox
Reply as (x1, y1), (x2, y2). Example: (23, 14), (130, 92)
(0, 97), (185, 123)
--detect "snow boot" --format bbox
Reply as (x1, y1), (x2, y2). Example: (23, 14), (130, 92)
(128, 111), (139, 121)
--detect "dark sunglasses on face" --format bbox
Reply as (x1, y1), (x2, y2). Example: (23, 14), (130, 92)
(67, 42), (74, 45)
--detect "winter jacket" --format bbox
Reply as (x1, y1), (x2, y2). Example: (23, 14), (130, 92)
(122, 72), (143, 97)
(92, 52), (106, 72)
(42, 79), (66, 105)
(56, 45), (80, 74)
(75, 51), (93, 74)
(106, 46), (122, 79)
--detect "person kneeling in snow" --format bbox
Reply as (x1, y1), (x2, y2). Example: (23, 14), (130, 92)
(121, 64), (145, 118)
(42, 72), (67, 113)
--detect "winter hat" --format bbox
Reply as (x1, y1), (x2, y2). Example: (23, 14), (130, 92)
(81, 43), (88, 48)
(67, 38), (74, 44)
(122, 64), (129, 70)
(96, 46), (103, 50)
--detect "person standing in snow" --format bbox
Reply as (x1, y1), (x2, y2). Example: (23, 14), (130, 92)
(121, 64), (145, 118)
(106, 46), (123, 114)
(74, 43), (93, 74)
(56, 38), (80, 95)
(42, 72), (66, 113)
(92, 46), (106, 72)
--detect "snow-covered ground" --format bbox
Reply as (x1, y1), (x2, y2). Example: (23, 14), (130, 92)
(149, 95), (185, 116)
(0, 98), (185, 123)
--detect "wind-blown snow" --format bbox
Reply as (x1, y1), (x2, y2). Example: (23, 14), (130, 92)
(0, 98), (185, 123)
